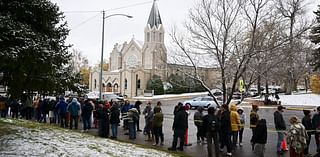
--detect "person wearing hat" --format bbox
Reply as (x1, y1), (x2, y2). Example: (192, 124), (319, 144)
(287, 116), (308, 157)
(274, 105), (287, 155)
(202, 107), (220, 157)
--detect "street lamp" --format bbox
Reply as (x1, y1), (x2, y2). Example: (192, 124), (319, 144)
(99, 11), (133, 100)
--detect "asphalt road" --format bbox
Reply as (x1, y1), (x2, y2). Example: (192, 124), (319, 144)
(132, 98), (318, 157)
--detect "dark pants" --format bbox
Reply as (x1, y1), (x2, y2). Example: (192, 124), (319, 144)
(60, 112), (67, 127)
(11, 110), (19, 119)
(220, 132), (232, 153)
(239, 128), (244, 143)
(128, 121), (136, 139)
(316, 132), (320, 152)
(154, 126), (164, 144)
(196, 125), (205, 141)
(25, 107), (33, 120)
(171, 129), (185, 150)
(232, 131), (239, 149)
(69, 115), (79, 129)
(304, 132), (312, 154)
(82, 116), (91, 130)
(98, 118), (109, 138)
(207, 132), (219, 157)
(136, 118), (141, 131)
(111, 123), (118, 138)
(1, 109), (7, 118)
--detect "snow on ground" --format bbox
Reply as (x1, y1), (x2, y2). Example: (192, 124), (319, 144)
(133, 92), (207, 100)
(0, 119), (175, 157)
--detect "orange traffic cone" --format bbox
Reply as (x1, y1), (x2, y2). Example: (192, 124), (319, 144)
(281, 138), (288, 151)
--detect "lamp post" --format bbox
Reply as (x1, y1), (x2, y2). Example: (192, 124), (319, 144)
(99, 11), (133, 100)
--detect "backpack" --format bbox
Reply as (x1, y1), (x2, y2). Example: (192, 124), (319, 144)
(250, 111), (259, 128)
(133, 112), (139, 122)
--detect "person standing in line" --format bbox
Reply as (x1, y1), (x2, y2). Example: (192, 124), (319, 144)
(220, 104), (232, 156)
(134, 100), (142, 132)
(110, 102), (120, 139)
(184, 104), (192, 146)
(152, 105), (164, 146)
(312, 106), (320, 153)
(128, 108), (139, 140)
(302, 110), (313, 156)
(56, 97), (68, 128)
(143, 101), (154, 141)
(168, 104), (187, 151)
(250, 104), (260, 150)
(287, 116), (308, 157)
(202, 107), (220, 157)
(67, 98), (81, 129)
(194, 106), (205, 144)
(81, 99), (94, 132)
(252, 119), (268, 157)
(274, 105), (287, 155)
(237, 107), (246, 147)
(97, 102), (110, 138)
(230, 104), (241, 150)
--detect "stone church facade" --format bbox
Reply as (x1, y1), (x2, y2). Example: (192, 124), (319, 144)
(89, 1), (220, 98)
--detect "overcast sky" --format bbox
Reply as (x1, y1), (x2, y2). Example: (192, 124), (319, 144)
(49, 0), (318, 66)
(49, 0), (194, 65)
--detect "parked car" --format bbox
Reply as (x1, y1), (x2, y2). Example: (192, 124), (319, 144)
(102, 92), (124, 101)
(232, 92), (242, 99)
(248, 88), (259, 97)
(207, 89), (223, 96)
(183, 96), (220, 109)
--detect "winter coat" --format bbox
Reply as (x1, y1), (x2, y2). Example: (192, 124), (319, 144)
(153, 111), (163, 128)
(287, 123), (308, 154)
(194, 111), (203, 127)
(56, 100), (68, 114)
(81, 102), (93, 118)
(202, 114), (220, 134)
(220, 110), (232, 134)
(67, 98), (80, 116)
(312, 113), (320, 132)
(302, 115), (314, 134)
(237, 107), (246, 129)
(230, 104), (241, 131)
(250, 110), (259, 129)
(128, 108), (139, 123)
(110, 105), (120, 124)
(252, 119), (267, 144)
(274, 110), (286, 130)
(173, 108), (187, 131)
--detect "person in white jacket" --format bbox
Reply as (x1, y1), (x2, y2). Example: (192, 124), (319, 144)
(237, 107), (246, 147)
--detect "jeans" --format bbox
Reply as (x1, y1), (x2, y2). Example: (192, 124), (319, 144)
(82, 116), (91, 130)
(277, 131), (285, 152)
(111, 123), (118, 137)
(239, 128), (244, 143)
(60, 112), (67, 127)
(232, 131), (238, 149)
(128, 122), (136, 139)
(220, 132), (232, 153)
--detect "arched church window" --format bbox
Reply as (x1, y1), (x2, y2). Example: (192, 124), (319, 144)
(94, 79), (97, 89)
(147, 33), (150, 42)
(125, 79), (128, 89)
(137, 79), (141, 89)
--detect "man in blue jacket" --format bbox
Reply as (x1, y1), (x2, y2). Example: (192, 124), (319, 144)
(56, 97), (68, 128)
(67, 98), (80, 129)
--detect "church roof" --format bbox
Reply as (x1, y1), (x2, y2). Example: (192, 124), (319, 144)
(147, 0), (162, 28)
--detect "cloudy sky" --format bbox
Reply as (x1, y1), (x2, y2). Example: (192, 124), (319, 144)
(49, 0), (194, 65)
(50, 0), (318, 66)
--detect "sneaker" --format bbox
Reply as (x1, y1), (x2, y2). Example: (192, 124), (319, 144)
(177, 147), (183, 151)
(202, 141), (207, 144)
(137, 129), (142, 132)
(152, 143), (157, 146)
(220, 148), (224, 152)
(160, 142), (164, 146)
(239, 143), (243, 147)
(226, 152), (232, 156)
(197, 140), (201, 143)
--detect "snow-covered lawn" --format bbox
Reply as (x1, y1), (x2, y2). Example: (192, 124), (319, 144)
(0, 119), (175, 157)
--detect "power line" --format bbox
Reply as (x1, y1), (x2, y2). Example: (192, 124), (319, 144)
(70, 13), (100, 30)
(63, 1), (152, 14)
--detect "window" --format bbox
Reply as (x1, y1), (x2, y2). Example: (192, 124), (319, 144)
(147, 33), (150, 42)
(94, 79), (97, 89)
(137, 79), (141, 89)
(125, 79), (127, 89)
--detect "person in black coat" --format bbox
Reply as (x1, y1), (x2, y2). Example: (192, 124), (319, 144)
(134, 100), (142, 132)
(110, 102), (120, 139)
(312, 106), (320, 152)
(168, 104), (187, 151)
(97, 102), (110, 138)
(252, 119), (267, 157)
(219, 104), (232, 156)
(302, 109), (313, 155)
(202, 107), (220, 157)
(274, 105), (286, 154)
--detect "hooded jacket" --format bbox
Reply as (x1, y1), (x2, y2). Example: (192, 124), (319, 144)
(230, 104), (241, 131)
(67, 98), (80, 116)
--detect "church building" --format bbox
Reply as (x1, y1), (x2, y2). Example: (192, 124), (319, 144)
(89, 1), (220, 98)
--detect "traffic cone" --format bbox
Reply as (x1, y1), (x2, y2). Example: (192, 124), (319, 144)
(281, 138), (288, 151)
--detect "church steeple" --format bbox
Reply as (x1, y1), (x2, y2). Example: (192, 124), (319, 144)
(147, 0), (162, 29)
